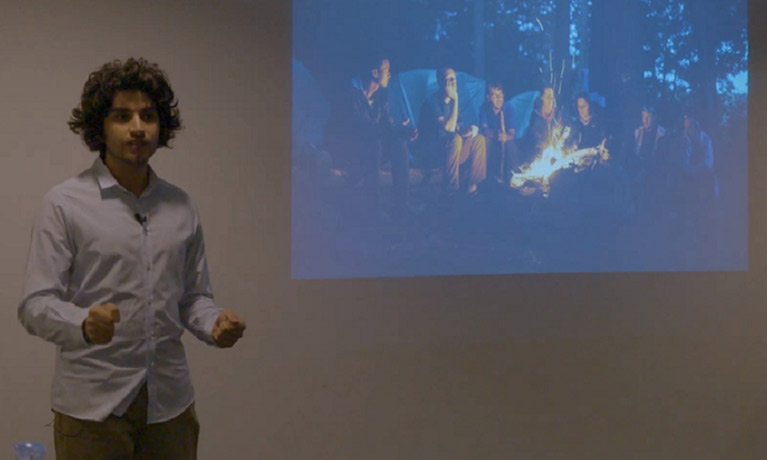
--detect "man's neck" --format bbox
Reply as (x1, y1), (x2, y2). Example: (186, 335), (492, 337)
(104, 156), (150, 197)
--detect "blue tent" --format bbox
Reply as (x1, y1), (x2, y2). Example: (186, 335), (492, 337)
(505, 90), (540, 139)
(292, 59), (330, 154)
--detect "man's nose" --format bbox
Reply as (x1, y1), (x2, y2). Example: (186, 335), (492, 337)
(129, 115), (146, 136)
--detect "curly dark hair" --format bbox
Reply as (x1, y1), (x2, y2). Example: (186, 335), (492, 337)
(68, 58), (181, 155)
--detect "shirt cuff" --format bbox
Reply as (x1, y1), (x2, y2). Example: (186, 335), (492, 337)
(69, 307), (91, 349)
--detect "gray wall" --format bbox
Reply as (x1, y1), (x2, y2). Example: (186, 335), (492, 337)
(2, 1), (767, 458)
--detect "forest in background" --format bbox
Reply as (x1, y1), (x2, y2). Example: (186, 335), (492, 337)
(294, 0), (747, 152)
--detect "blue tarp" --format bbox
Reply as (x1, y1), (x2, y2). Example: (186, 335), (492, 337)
(505, 90), (539, 139)
(292, 62), (545, 155)
(292, 59), (330, 154)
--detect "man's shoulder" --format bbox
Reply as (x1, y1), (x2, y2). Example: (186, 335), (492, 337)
(420, 92), (443, 113)
(422, 91), (440, 103)
(345, 85), (365, 100)
(43, 167), (97, 203)
(158, 180), (207, 223)
(479, 103), (497, 122)
(155, 177), (196, 205)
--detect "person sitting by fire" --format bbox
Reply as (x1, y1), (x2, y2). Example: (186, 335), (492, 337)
(633, 106), (666, 161)
(569, 92), (606, 150)
(630, 105), (668, 201)
(524, 84), (561, 163)
(324, 55), (417, 222)
(677, 115), (719, 200)
(418, 66), (487, 196)
(478, 81), (519, 183)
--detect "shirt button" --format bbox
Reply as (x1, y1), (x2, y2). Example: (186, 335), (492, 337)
(146, 265), (151, 271)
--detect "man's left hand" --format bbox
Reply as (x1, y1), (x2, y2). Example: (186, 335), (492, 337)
(212, 310), (246, 348)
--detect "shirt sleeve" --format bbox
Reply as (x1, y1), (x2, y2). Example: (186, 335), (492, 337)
(18, 192), (90, 350)
(179, 204), (222, 346)
(378, 91), (399, 134)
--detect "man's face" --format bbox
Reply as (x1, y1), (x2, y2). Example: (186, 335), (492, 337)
(642, 110), (653, 129)
(577, 97), (590, 121)
(103, 90), (160, 167)
(541, 88), (555, 113)
(487, 88), (504, 112)
(374, 59), (391, 88)
(441, 69), (457, 95)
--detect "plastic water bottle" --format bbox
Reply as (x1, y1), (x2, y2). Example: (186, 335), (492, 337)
(13, 442), (46, 460)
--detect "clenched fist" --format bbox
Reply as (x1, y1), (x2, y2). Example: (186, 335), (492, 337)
(212, 310), (246, 348)
(82, 303), (120, 345)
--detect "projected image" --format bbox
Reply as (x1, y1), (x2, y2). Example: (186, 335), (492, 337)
(292, 0), (748, 279)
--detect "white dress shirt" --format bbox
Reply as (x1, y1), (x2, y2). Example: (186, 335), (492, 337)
(19, 157), (222, 423)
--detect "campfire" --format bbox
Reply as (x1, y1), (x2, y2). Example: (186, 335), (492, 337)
(510, 125), (609, 197)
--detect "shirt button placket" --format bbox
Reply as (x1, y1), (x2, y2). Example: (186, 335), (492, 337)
(139, 204), (156, 420)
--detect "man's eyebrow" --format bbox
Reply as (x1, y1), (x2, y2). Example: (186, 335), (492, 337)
(107, 107), (157, 113)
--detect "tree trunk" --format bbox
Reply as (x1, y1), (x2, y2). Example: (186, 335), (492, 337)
(589, 0), (643, 150)
(687, 0), (720, 138)
(473, 0), (485, 77)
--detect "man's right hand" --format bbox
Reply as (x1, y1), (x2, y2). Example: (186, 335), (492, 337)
(82, 303), (120, 344)
(446, 82), (458, 101)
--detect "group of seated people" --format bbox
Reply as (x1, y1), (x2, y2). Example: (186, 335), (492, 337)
(323, 56), (719, 221)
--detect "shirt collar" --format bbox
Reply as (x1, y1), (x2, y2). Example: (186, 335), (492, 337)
(91, 157), (160, 198)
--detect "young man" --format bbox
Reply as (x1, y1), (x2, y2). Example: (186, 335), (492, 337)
(418, 67), (486, 194)
(634, 106), (666, 159)
(325, 56), (416, 221)
(479, 81), (519, 181)
(18, 58), (246, 459)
